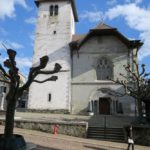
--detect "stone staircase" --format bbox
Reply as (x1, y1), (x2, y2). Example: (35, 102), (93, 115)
(87, 126), (125, 142)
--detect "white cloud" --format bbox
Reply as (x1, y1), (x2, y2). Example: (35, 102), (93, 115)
(125, 0), (131, 2)
(135, 0), (143, 4)
(106, 4), (150, 31)
(80, 10), (104, 23)
(16, 57), (32, 68)
(0, 40), (24, 50)
(19, 58), (31, 77)
(0, 0), (29, 20)
(125, 0), (143, 4)
(25, 17), (37, 25)
(106, 3), (150, 60)
(107, 0), (117, 6)
(10, 42), (24, 49)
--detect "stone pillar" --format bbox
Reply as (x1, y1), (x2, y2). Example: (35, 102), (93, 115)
(0, 93), (5, 110)
(89, 101), (93, 112)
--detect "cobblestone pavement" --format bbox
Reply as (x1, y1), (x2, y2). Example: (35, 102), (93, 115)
(0, 126), (149, 150)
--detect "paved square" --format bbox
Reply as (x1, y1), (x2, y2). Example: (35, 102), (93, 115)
(0, 126), (149, 150)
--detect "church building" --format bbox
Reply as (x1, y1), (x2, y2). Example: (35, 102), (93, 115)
(28, 0), (143, 116)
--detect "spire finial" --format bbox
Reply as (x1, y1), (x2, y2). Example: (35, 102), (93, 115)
(100, 15), (104, 25)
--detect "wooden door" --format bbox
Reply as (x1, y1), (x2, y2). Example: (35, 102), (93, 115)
(99, 98), (110, 115)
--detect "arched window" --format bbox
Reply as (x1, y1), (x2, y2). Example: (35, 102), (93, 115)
(50, 5), (54, 16)
(96, 57), (113, 80)
(54, 5), (59, 16)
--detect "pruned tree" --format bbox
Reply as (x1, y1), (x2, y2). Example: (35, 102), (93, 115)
(109, 60), (150, 122)
(0, 48), (61, 149)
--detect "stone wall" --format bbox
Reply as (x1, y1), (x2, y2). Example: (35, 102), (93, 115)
(28, 0), (75, 111)
(71, 35), (135, 115)
(26, 109), (69, 114)
(71, 83), (135, 115)
(72, 35), (129, 82)
(0, 119), (87, 138)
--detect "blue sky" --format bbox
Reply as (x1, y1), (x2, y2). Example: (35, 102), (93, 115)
(0, 0), (150, 76)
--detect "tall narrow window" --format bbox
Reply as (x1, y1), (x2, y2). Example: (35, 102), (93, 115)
(54, 5), (59, 16)
(50, 5), (54, 16)
(48, 93), (51, 102)
(4, 87), (7, 93)
(96, 57), (113, 80)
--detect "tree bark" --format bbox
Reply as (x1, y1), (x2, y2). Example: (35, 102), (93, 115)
(4, 99), (16, 138)
(137, 98), (143, 120)
(145, 101), (150, 123)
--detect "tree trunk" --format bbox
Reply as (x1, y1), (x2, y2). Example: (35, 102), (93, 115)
(145, 101), (150, 123)
(137, 98), (143, 121)
(4, 99), (16, 138)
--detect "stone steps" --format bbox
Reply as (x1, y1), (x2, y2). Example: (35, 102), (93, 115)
(87, 127), (125, 142)
(88, 115), (135, 128)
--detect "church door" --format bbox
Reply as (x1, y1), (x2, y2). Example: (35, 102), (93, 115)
(99, 98), (110, 115)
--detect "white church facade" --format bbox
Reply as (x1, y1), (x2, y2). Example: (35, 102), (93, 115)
(28, 0), (143, 116)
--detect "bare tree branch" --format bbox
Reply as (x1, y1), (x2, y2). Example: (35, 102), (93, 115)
(144, 73), (150, 77)
(33, 76), (58, 83)
(107, 90), (126, 97)
(124, 64), (138, 80)
(18, 56), (49, 93)
(119, 73), (128, 80)
(38, 63), (62, 74)
(140, 64), (146, 77)
(18, 56), (62, 97)
(109, 76), (138, 99)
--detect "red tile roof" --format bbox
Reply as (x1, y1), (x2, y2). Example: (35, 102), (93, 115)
(72, 34), (85, 42)
(94, 23), (115, 30)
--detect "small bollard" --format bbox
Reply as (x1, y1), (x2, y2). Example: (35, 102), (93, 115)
(53, 124), (59, 135)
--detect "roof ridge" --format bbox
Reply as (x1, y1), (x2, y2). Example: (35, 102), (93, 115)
(93, 23), (115, 30)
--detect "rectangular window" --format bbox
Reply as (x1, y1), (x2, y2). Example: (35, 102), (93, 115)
(49, 5), (59, 16)
(50, 5), (54, 16)
(48, 93), (51, 102)
(54, 5), (59, 16)
(116, 101), (123, 114)
(4, 87), (7, 93)
(0, 86), (7, 93)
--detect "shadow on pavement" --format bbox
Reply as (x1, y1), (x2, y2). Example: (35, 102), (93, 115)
(32, 145), (61, 150)
(84, 145), (107, 150)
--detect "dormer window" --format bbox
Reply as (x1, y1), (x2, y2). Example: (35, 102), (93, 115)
(49, 5), (59, 16)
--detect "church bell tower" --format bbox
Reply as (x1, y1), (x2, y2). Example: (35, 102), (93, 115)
(28, 0), (78, 112)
